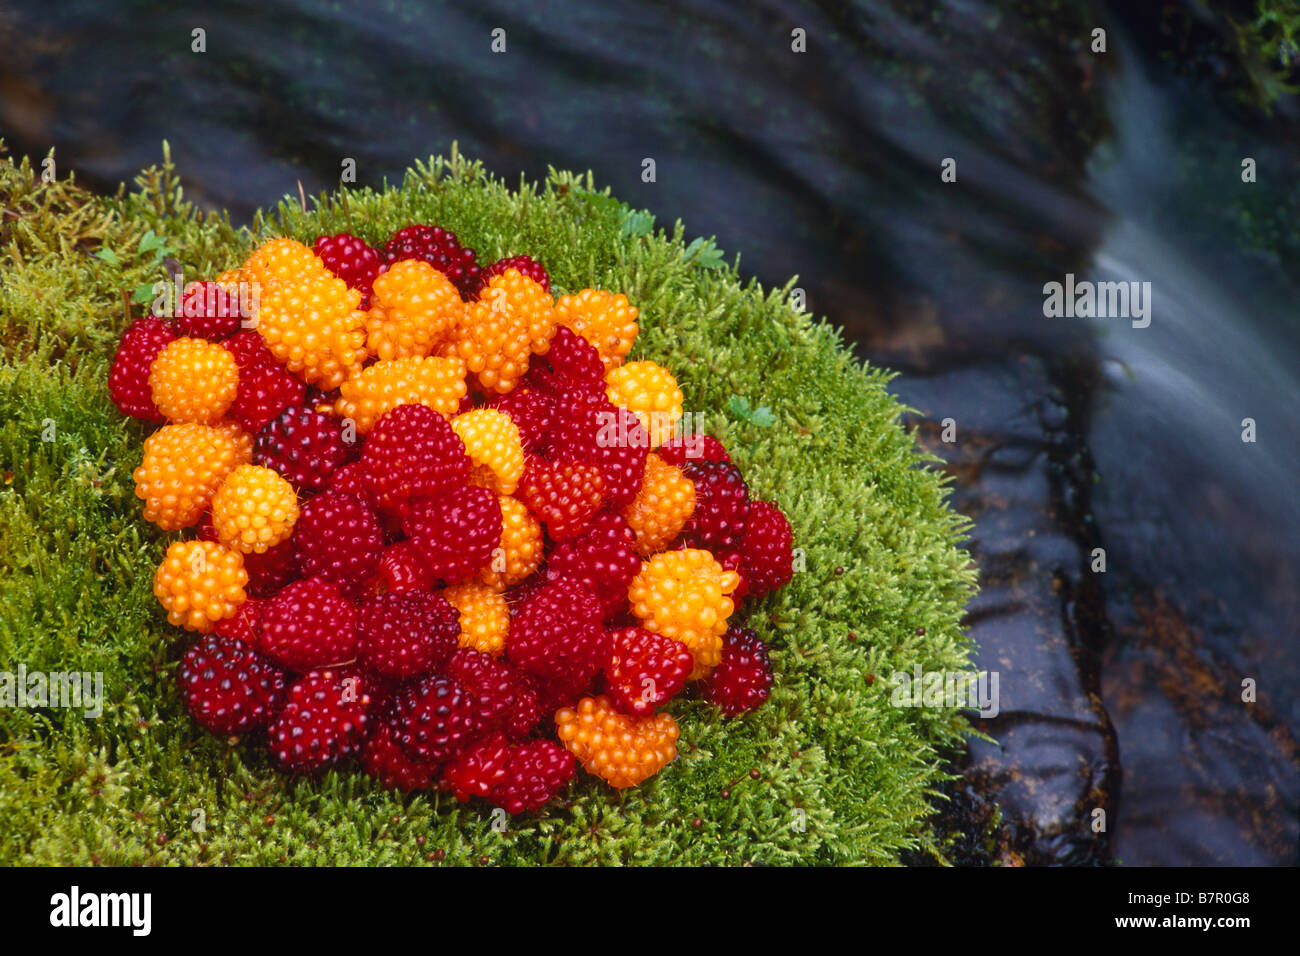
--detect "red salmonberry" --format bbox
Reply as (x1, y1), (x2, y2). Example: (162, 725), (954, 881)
(604, 626), (693, 717)
(292, 491), (383, 590)
(382, 224), (480, 298)
(241, 539), (300, 598)
(259, 577), (359, 672)
(361, 720), (440, 792)
(516, 456), (606, 542)
(314, 232), (383, 297)
(177, 633), (286, 735)
(212, 595), (264, 647)
(445, 648), (540, 738)
(384, 674), (481, 764)
(546, 510), (641, 618)
(523, 325), (605, 399)
(444, 734), (574, 814)
(226, 347), (306, 434)
(357, 590), (459, 680)
(176, 280), (244, 340)
(361, 403), (469, 517)
(485, 386), (554, 453)
(253, 406), (354, 492)
(269, 668), (372, 773)
(681, 460), (749, 552)
(657, 434), (731, 468)
(700, 626), (772, 716)
(474, 254), (550, 297)
(402, 485), (502, 584)
(107, 315), (176, 421)
(550, 391), (649, 508)
(740, 500), (794, 599)
(506, 577), (606, 687)
(372, 540), (434, 594)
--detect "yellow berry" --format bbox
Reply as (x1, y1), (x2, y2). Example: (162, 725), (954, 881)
(555, 695), (679, 789)
(623, 453), (696, 556)
(444, 581), (510, 657)
(452, 408), (524, 495)
(148, 338), (239, 424)
(365, 260), (464, 360)
(133, 422), (251, 530)
(210, 464), (300, 554)
(447, 270), (554, 394)
(153, 540), (247, 633)
(253, 271), (366, 390)
(242, 238), (329, 292)
(553, 289), (639, 371)
(627, 548), (740, 679)
(605, 360), (683, 447)
(479, 496), (542, 589)
(334, 355), (468, 433)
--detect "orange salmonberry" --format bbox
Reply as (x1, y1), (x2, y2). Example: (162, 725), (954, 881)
(134, 422), (252, 529)
(210, 464), (300, 554)
(253, 271), (367, 390)
(605, 360), (683, 448)
(444, 580), (510, 657)
(555, 695), (679, 789)
(627, 548), (740, 679)
(479, 495), (543, 589)
(149, 338), (240, 424)
(365, 259), (463, 360)
(553, 289), (639, 372)
(153, 540), (248, 633)
(447, 269), (555, 394)
(451, 408), (525, 495)
(242, 238), (329, 292)
(334, 355), (468, 433)
(622, 453), (696, 556)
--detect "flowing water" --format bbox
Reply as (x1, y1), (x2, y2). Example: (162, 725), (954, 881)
(2, 0), (1295, 863)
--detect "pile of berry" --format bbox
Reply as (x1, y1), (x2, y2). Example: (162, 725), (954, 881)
(108, 226), (794, 814)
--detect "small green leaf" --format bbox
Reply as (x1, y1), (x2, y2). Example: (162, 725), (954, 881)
(682, 236), (725, 270)
(619, 209), (655, 238)
(728, 395), (775, 427)
(94, 248), (120, 268)
(137, 230), (163, 254)
(132, 283), (157, 305)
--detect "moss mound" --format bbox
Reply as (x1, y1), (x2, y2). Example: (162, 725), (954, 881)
(0, 145), (977, 865)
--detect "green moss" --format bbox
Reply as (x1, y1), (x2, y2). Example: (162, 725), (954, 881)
(0, 142), (978, 865)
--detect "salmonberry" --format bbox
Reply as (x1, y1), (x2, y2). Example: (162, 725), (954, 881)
(242, 238), (330, 292)
(259, 578), (359, 672)
(627, 548), (741, 679)
(227, 349), (306, 434)
(176, 280), (244, 340)
(553, 289), (639, 372)
(523, 325), (605, 399)
(701, 626), (772, 716)
(445, 734), (574, 813)
(447, 269), (555, 394)
(361, 721), (440, 792)
(360, 403), (469, 517)
(680, 460), (749, 553)
(253, 406), (354, 492)
(153, 540), (247, 633)
(622, 453), (695, 556)
(177, 633), (286, 735)
(516, 456), (605, 542)
(740, 500), (794, 599)
(292, 490), (384, 589)
(335, 355), (467, 434)
(604, 626), (693, 717)
(385, 674), (480, 764)
(546, 510), (641, 618)
(357, 590), (459, 680)
(241, 540), (300, 598)
(474, 254), (550, 296)
(478, 495), (543, 589)
(444, 581), (510, 657)
(365, 259), (463, 360)
(149, 337), (240, 424)
(212, 595), (263, 647)
(210, 464), (300, 554)
(555, 695), (679, 789)
(605, 360), (683, 448)
(134, 422), (250, 529)
(506, 577), (606, 687)
(108, 315), (176, 421)
(314, 232), (383, 298)
(445, 648), (538, 737)
(549, 392), (649, 509)
(485, 385), (553, 453)
(657, 433), (730, 468)
(451, 408), (525, 495)
(269, 668), (372, 773)
(372, 540), (434, 594)
(403, 485), (501, 584)
(382, 224), (480, 298)
(254, 271), (367, 390)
